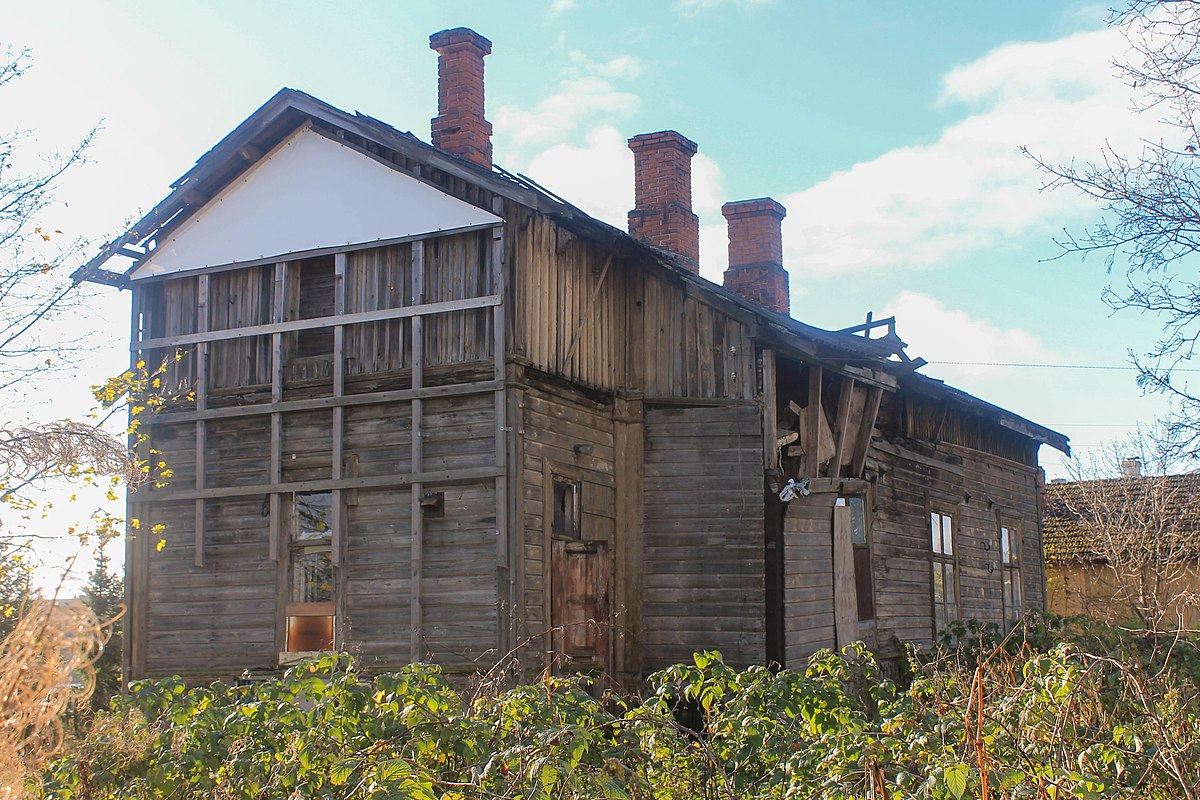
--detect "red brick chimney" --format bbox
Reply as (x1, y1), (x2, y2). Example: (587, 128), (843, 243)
(627, 131), (700, 273)
(429, 27), (493, 168)
(721, 198), (789, 315)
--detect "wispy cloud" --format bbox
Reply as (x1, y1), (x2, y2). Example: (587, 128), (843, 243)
(782, 25), (1161, 277)
(548, 0), (576, 18)
(494, 52), (644, 154)
(675, 0), (773, 14)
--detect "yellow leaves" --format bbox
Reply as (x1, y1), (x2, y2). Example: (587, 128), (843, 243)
(156, 539), (166, 552)
(130, 518), (141, 529)
(151, 524), (165, 535)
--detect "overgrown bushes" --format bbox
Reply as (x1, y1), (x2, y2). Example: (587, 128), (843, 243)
(37, 615), (1200, 799)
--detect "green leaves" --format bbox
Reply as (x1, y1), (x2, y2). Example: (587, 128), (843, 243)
(38, 632), (1200, 800)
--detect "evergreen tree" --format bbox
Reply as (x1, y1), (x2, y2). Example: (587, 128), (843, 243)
(82, 540), (123, 709)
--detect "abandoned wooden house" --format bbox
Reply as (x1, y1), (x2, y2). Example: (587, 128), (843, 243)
(75, 27), (1069, 684)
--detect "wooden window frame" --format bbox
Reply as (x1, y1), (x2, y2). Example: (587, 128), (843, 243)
(837, 493), (876, 623)
(281, 490), (337, 658)
(998, 516), (1023, 626)
(929, 507), (960, 635)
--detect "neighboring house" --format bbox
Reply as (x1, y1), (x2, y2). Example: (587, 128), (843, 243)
(1044, 461), (1200, 629)
(75, 28), (1069, 684)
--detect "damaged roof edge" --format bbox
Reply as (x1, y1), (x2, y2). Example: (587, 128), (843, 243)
(70, 88), (1070, 456)
(902, 371), (1071, 456)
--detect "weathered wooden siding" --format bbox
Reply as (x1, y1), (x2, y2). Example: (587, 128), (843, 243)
(130, 226), (504, 681)
(867, 427), (1045, 650)
(516, 384), (616, 665)
(508, 211), (754, 400)
(781, 491), (838, 665)
(642, 404), (764, 669)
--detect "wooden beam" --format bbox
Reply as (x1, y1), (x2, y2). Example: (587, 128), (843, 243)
(849, 386), (883, 478)
(804, 367), (822, 478)
(140, 379), (504, 426)
(491, 215), (513, 655)
(268, 262), (286, 563)
(832, 504), (858, 649)
(761, 349), (777, 473)
(136, 466), (505, 503)
(193, 274), (209, 568)
(831, 377), (856, 481)
(132, 293), (502, 351)
(410, 240), (425, 663)
(331, 253), (346, 569)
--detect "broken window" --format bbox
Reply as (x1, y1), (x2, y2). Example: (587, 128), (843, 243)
(552, 478), (581, 540)
(930, 510), (959, 632)
(999, 521), (1022, 625)
(840, 495), (875, 622)
(285, 491), (335, 653)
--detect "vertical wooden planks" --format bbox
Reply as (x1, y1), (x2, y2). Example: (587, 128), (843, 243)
(410, 240), (425, 663)
(762, 349), (777, 472)
(268, 263), (286, 564)
(194, 274), (209, 568)
(832, 504), (858, 647)
(613, 395), (645, 677)
(332, 253), (346, 648)
(492, 204), (512, 655)
(805, 367), (823, 478)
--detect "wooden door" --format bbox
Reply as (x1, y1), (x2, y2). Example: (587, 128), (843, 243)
(550, 539), (610, 672)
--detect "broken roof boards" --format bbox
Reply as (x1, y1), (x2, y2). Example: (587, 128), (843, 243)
(129, 124), (502, 280)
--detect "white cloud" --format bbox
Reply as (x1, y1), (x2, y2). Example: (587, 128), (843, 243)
(883, 291), (1055, 381)
(548, 0), (577, 17)
(675, 0), (773, 13)
(494, 51), (644, 156)
(785, 25), (1164, 277)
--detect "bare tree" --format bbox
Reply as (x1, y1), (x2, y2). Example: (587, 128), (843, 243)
(0, 47), (99, 396)
(1028, 1), (1200, 457)
(1045, 436), (1200, 632)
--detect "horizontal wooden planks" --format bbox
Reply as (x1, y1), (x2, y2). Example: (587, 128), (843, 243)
(643, 404), (764, 670)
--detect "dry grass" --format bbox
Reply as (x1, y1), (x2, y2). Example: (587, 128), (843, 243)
(0, 598), (107, 798)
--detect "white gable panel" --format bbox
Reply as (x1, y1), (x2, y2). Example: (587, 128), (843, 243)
(131, 126), (502, 279)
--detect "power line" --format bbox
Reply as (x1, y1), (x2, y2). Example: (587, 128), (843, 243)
(927, 360), (1200, 372)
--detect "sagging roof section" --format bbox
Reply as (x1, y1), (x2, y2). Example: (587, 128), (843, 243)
(72, 87), (1069, 456)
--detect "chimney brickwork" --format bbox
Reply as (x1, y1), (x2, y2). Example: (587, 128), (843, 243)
(627, 131), (700, 273)
(429, 27), (493, 168)
(721, 198), (789, 315)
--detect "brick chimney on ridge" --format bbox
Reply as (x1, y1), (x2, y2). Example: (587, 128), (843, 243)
(429, 27), (493, 168)
(627, 131), (700, 273)
(721, 198), (789, 316)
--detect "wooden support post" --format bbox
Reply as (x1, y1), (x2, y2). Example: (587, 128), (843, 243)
(268, 263), (286, 563)
(127, 290), (148, 681)
(832, 503), (858, 648)
(831, 377), (856, 481)
(491, 212), (513, 655)
(332, 253), (346, 648)
(761, 349), (777, 473)
(410, 240), (425, 663)
(850, 386), (883, 478)
(613, 395), (645, 678)
(193, 274), (209, 568)
(804, 367), (823, 478)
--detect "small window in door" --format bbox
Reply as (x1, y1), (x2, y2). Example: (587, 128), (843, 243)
(552, 478), (581, 540)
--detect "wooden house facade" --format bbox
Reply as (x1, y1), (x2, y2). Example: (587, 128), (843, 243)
(76, 28), (1068, 684)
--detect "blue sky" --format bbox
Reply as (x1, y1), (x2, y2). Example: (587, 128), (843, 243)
(6, 1), (1182, 581)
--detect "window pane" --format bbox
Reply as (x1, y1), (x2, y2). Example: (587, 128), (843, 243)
(942, 516), (953, 556)
(1002, 571), (1012, 607)
(1011, 572), (1022, 612)
(552, 479), (580, 539)
(848, 497), (866, 546)
(945, 564), (956, 605)
(935, 604), (945, 631)
(292, 549), (333, 603)
(287, 614), (334, 652)
(1000, 527), (1011, 563)
(932, 561), (944, 602)
(931, 513), (941, 553)
(296, 492), (333, 541)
